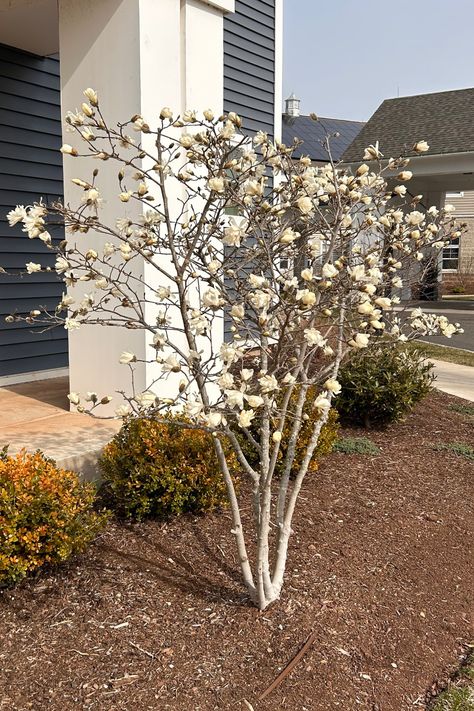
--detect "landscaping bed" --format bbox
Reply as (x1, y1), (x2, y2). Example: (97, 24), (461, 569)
(0, 390), (472, 711)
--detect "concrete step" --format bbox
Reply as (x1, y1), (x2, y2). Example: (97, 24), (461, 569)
(0, 377), (120, 482)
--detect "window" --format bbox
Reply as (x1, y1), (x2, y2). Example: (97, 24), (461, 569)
(446, 191), (464, 198)
(442, 237), (460, 271)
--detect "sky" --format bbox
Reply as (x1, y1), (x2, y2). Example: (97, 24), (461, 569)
(283, 0), (474, 122)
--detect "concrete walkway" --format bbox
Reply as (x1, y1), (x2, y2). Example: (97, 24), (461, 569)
(0, 377), (120, 481)
(431, 360), (474, 402)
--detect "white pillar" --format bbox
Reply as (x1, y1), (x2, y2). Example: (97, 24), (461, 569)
(58, 0), (233, 408)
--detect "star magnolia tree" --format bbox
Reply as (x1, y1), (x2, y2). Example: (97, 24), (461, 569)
(6, 90), (464, 609)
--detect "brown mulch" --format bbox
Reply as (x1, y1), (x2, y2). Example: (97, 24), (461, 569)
(1, 391), (473, 711)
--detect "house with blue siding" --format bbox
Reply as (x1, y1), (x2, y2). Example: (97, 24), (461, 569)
(0, 0), (282, 394)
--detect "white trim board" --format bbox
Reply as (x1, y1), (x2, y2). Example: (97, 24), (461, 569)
(0, 367), (69, 388)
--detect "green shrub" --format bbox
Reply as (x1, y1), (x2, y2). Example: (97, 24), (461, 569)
(0, 448), (106, 587)
(235, 387), (340, 478)
(335, 344), (434, 427)
(333, 437), (380, 455)
(99, 417), (233, 520)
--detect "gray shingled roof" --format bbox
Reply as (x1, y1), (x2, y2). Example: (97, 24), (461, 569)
(342, 87), (474, 162)
(282, 114), (365, 162)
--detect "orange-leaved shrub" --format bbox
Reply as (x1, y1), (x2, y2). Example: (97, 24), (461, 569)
(0, 448), (106, 587)
(99, 417), (235, 520)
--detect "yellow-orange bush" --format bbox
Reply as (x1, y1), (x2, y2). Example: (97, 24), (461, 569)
(0, 448), (106, 587)
(100, 417), (236, 520)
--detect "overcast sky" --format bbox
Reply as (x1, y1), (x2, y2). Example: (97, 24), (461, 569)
(283, 0), (474, 122)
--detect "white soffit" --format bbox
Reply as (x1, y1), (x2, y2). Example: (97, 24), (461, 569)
(0, 0), (59, 56)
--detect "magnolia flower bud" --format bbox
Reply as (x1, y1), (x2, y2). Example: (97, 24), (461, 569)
(83, 87), (98, 106)
(119, 351), (136, 364)
(160, 107), (173, 120)
(356, 163), (370, 176)
(272, 431), (282, 443)
(60, 144), (78, 156)
(203, 108), (215, 121)
(81, 102), (94, 117)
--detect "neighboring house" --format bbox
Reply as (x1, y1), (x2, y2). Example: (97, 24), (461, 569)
(0, 0), (283, 391)
(282, 93), (365, 163)
(342, 88), (474, 297)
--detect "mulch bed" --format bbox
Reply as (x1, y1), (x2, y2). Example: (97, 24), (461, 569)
(1, 390), (473, 711)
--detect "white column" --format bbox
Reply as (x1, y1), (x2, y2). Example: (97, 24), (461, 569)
(58, 0), (233, 408)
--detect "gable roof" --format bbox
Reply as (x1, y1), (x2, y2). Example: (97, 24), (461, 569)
(282, 114), (365, 162)
(342, 87), (474, 162)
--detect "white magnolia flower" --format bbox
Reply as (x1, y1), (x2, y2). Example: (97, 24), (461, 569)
(208, 176), (225, 193)
(64, 318), (80, 331)
(374, 296), (392, 310)
(203, 108), (214, 121)
(189, 311), (208, 336)
(391, 277), (403, 288)
(296, 196), (313, 214)
(296, 289), (316, 307)
(115, 404), (132, 417)
(222, 221), (244, 247)
(238, 369), (252, 383)
(304, 328), (326, 347)
(248, 274), (266, 288)
(218, 372), (234, 389)
(180, 133), (196, 148)
(136, 391), (157, 408)
(55, 257), (69, 274)
(202, 287), (224, 309)
(208, 259), (221, 275)
(119, 351), (136, 364)
(393, 184), (407, 197)
(184, 399), (204, 418)
(7, 206), (27, 226)
(238, 409), (255, 428)
(282, 373), (296, 384)
(444, 204), (456, 213)
(348, 264), (365, 281)
(67, 392), (81, 405)
(225, 389), (245, 410)
(249, 290), (271, 310)
(230, 303), (245, 320)
(413, 140), (429, 153)
(160, 106), (173, 119)
(156, 285), (171, 299)
(25, 262), (41, 274)
(203, 411), (223, 428)
(103, 242), (115, 257)
(60, 143), (77, 156)
(363, 142), (383, 160)
(258, 373), (279, 393)
(244, 179), (264, 197)
(279, 227), (299, 244)
(162, 354), (181, 373)
(182, 109), (197, 123)
(397, 171), (413, 181)
(272, 431), (282, 443)
(350, 333), (370, 349)
(314, 393), (331, 411)
(322, 263), (338, 279)
(246, 394), (264, 408)
(301, 268), (313, 282)
(358, 300), (375, 315)
(324, 378), (341, 395)
(405, 211), (425, 226)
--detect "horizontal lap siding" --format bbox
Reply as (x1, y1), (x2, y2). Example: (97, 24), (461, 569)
(224, 0), (276, 138)
(223, 1), (276, 340)
(0, 44), (67, 378)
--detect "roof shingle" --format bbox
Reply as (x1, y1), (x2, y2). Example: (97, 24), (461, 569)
(342, 87), (474, 162)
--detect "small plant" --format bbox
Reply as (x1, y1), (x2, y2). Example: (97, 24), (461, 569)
(0, 448), (106, 587)
(333, 437), (380, 455)
(433, 442), (474, 461)
(99, 417), (234, 520)
(449, 403), (474, 417)
(335, 344), (434, 427)
(430, 652), (474, 711)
